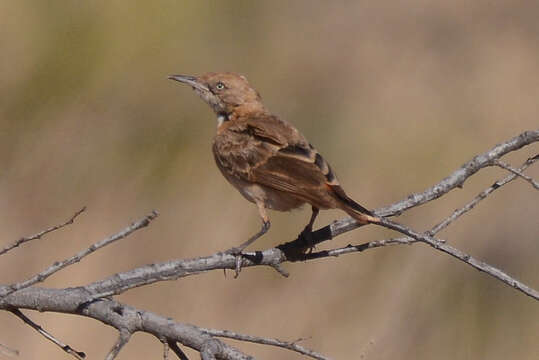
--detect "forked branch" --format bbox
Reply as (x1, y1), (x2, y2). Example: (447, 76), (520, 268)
(0, 130), (537, 359)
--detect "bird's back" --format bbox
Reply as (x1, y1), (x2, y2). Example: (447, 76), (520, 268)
(213, 109), (366, 213)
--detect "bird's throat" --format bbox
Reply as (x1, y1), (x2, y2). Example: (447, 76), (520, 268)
(216, 113), (229, 127)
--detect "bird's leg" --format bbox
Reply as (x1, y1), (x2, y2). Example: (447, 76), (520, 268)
(225, 202), (270, 277)
(226, 219), (271, 255)
(299, 206), (319, 252)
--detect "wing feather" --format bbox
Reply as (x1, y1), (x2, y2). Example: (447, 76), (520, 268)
(213, 113), (349, 208)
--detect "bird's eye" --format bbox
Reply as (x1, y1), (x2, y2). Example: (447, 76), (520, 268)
(215, 82), (225, 90)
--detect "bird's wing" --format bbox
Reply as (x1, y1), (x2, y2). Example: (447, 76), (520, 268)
(213, 114), (354, 208)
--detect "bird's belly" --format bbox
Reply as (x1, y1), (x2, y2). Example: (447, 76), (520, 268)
(234, 181), (305, 211)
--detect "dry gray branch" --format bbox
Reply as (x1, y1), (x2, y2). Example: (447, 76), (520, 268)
(429, 155), (537, 235)
(492, 158), (539, 189)
(301, 155), (538, 261)
(0, 130), (537, 359)
(0, 207), (86, 256)
(10, 308), (85, 359)
(0, 211), (158, 300)
(376, 217), (539, 300)
(59, 131), (537, 303)
(200, 328), (331, 360)
(104, 330), (132, 360)
(3, 294), (252, 360)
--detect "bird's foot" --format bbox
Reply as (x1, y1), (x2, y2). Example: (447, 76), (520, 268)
(298, 227), (317, 254)
(224, 247), (245, 278)
(224, 246), (243, 256)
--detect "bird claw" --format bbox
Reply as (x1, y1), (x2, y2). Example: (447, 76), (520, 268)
(223, 247), (245, 278)
(299, 227), (316, 253)
(224, 246), (243, 256)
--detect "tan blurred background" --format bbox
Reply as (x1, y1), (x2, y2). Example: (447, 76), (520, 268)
(1, 1), (538, 359)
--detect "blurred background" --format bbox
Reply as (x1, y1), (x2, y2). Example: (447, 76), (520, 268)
(1, 1), (538, 359)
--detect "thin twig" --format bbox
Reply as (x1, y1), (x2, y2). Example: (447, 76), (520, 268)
(167, 340), (189, 360)
(10, 308), (85, 359)
(492, 158), (539, 189)
(376, 217), (539, 300)
(304, 156), (538, 260)
(0, 207), (86, 256)
(268, 263), (289, 277)
(201, 328), (331, 360)
(301, 156), (539, 298)
(306, 130), (539, 243)
(105, 330), (132, 360)
(429, 156), (537, 235)
(0, 211), (159, 299)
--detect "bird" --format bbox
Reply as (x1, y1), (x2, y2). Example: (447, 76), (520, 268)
(168, 72), (379, 254)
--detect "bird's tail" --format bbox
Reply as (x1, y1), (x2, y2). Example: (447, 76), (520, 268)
(330, 185), (380, 224)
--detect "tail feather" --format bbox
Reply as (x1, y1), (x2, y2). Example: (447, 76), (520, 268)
(329, 184), (379, 224)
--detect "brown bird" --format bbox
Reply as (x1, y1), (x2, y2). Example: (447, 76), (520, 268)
(169, 72), (379, 254)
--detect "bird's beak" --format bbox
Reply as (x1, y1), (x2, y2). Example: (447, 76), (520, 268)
(168, 74), (209, 92)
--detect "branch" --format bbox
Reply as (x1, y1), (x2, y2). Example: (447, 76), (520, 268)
(200, 328), (331, 360)
(301, 154), (538, 260)
(428, 155), (537, 234)
(59, 131), (535, 302)
(104, 330), (131, 360)
(0, 207), (86, 256)
(2, 293), (251, 360)
(376, 217), (539, 300)
(0, 130), (537, 359)
(0, 211), (158, 300)
(10, 308), (85, 359)
(492, 158), (539, 189)
(306, 130), (539, 244)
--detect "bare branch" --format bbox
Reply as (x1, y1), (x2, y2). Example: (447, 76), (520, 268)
(375, 217), (539, 300)
(104, 330), (131, 360)
(378, 130), (538, 216)
(201, 328), (332, 360)
(0, 207), (86, 256)
(492, 158), (539, 189)
(429, 156), (538, 235)
(9, 308), (85, 359)
(72, 132), (537, 302)
(301, 155), (538, 260)
(0, 211), (159, 299)
(2, 295), (253, 360)
(0, 131), (537, 359)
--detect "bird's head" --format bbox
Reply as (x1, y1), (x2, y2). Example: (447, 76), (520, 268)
(168, 72), (263, 118)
